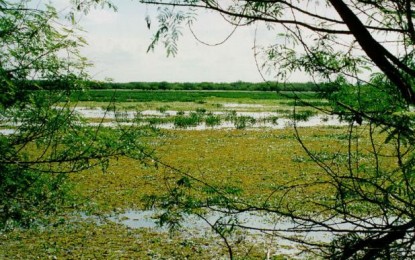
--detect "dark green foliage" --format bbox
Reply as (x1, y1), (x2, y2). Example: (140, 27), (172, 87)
(86, 81), (318, 92)
(326, 76), (408, 126)
(282, 100), (329, 107)
(0, 1), (87, 229)
(205, 113), (222, 127)
(0, 164), (73, 229)
(141, 0), (415, 258)
(72, 90), (318, 103)
(195, 107), (207, 114)
(157, 105), (170, 113)
(0, 91), (151, 229)
(174, 112), (202, 128)
(0, 1), (152, 230)
(290, 110), (316, 121)
(233, 116), (256, 129)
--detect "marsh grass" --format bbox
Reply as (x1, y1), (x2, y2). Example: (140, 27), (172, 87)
(290, 110), (316, 121)
(266, 116), (279, 125)
(225, 110), (237, 121)
(65, 127), (394, 213)
(283, 100), (329, 107)
(148, 117), (172, 125)
(0, 218), (269, 259)
(157, 105), (170, 113)
(205, 113), (221, 127)
(67, 97), (322, 115)
(1, 127), (398, 259)
(195, 107), (207, 114)
(174, 112), (202, 128)
(233, 116), (256, 129)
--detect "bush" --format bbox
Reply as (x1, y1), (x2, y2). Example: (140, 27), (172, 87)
(174, 112), (202, 128)
(205, 113), (222, 127)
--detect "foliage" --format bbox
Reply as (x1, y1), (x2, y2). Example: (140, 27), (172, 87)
(85, 80), (318, 92)
(173, 112), (201, 128)
(73, 89), (318, 103)
(140, 0), (415, 258)
(233, 116), (256, 129)
(290, 110), (316, 122)
(0, 0), (150, 230)
(204, 112), (221, 127)
(0, 217), (269, 259)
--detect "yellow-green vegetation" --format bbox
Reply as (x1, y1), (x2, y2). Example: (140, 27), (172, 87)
(0, 126), (398, 259)
(70, 127), (394, 213)
(0, 218), (270, 259)
(68, 97), (326, 113)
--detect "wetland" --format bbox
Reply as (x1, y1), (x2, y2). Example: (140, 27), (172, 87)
(0, 90), (395, 259)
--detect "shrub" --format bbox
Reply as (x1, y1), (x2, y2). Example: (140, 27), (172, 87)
(174, 112), (201, 128)
(205, 113), (222, 127)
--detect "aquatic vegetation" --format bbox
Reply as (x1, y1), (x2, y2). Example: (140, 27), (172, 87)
(114, 110), (131, 122)
(233, 116), (256, 129)
(157, 105), (170, 113)
(65, 127), (391, 213)
(147, 117), (171, 125)
(205, 113), (222, 127)
(0, 218), (268, 259)
(0, 86), (396, 258)
(173, 112), (202, 128)
(283, 100), (329, 107)
(266, 115), (279, 125)
(195, 107), (207, 114)
(225, 110), (238, 121)
(0, 126), (397, 259)
(289, 110), (316, 121)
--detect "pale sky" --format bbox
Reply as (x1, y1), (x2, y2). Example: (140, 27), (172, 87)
(75, 2), (309, 83)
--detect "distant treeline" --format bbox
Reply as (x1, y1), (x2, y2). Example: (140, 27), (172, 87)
(17, 80), (333, 92)
(86, 81), (320, 92)
(72, 90), (319, 103)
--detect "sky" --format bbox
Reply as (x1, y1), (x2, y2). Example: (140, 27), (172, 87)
(71, 1), (307, 83)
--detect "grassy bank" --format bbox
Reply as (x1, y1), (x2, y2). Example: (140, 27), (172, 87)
(87, 81), (319, 92)
(71, 90), (319, 103)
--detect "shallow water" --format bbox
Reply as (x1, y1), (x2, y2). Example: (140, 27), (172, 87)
(0, 107), (349, 135)
(73, 106), (349, 130)
(109, 209), (312, 256)
(0, 129), (15, 135)
(73, 107), (137, 119)
(108, 208), (393, 258)
(112, 209), (335, 241)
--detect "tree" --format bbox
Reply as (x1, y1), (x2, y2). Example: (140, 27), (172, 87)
(140, 0), (415, 258)
(0, 0), (148, 229)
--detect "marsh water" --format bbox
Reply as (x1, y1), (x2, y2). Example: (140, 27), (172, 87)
(104, 208), (392, 258)
(107, 209), (325, 256)
(0, 105), (350, 135)
(74, 106), (349, 130)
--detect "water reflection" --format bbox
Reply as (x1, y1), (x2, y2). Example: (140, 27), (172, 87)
(73, 107), (349, 130)
(109, 208), (394, 258)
